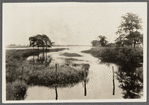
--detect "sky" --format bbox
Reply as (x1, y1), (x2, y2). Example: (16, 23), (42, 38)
(3, 2), (147, 45)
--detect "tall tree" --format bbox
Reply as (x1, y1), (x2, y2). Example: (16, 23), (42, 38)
(42, 34), (52, 50)
(29, 37), (37, 49)
(29, 34), (53, 50)
(98, 35), (108, 47)
(116, 13), (143, 47)
(34, 34), (45, 50)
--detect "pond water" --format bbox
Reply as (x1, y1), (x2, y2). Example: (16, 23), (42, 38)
(24, 46), (125, 100)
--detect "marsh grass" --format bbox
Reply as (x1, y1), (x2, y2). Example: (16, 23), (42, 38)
(6, 48), (90, 100)
(26, 64), (90, 87)
(6, 80), (27, 100)
(6, 48), (66, 60)
(6, 63), (90, 100)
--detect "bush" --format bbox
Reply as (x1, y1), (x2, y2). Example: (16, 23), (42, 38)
(6, 80), (27, 100)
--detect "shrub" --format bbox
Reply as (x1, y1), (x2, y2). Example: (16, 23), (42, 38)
(6, 80), (27, 100)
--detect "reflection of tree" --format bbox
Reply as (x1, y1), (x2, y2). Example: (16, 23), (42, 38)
(83, 66), (88, 96)
(116, 65), (143, 99)
(55, 86), (58, 100)
(29, 52), (52, 69)
(83, 78), (89, 96)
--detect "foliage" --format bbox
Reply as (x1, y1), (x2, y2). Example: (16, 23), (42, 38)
(6, 80), (27, 100)
(98, 35), (108, 47)
(29, 34), (53, 48)
(91, 35), (108, 47)
(116, 66), (143, 99)
(116, 13), (143, 47)
(82, 47), (143, 66)
(91, 40), (101, 47)
(106, 43), (116, 47)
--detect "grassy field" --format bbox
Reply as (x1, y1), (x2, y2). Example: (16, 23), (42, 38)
(6, 48), (90, 100)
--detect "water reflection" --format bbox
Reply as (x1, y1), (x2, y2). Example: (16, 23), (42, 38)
(83, 66), (88, 96)
(29, 52), (52, 69)
(99, 61), (143, 99)
(51, 77), (89, 100)
(116, 65), (143, 99)
(112, 66), (115, 95)
(84, 79), (87, 96)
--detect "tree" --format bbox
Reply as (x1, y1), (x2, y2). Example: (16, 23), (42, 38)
(98, 35), (108, 47)
(91, 40), (101, 47)
(29, 34), (53, 50)
(116, 13), (143, 47)
(34, 34), (44, 50)
(106, 43), (116, 47)
(29, 37), (37, 49)
(36, 39), (44, 49)
(42, 34), (52, 50)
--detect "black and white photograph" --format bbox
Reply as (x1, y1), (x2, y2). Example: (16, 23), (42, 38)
(2, 2), (147, 103)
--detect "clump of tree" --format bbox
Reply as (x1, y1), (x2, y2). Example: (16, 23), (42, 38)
(91, 35), (108, 47)
(98, 35), (108, 47)
(106, 43), (116, 47)
(91, 40), (101, 47)
(29, 34), (53, 50)
(116, 13), (143, 47)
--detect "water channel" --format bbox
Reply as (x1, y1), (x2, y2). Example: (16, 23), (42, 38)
(23, 46), (125, 100)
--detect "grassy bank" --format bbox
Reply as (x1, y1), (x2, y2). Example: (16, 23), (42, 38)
(6, 48), (90, 100)
(26, 64), (89, 87)
(82, 47), (143, 66)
